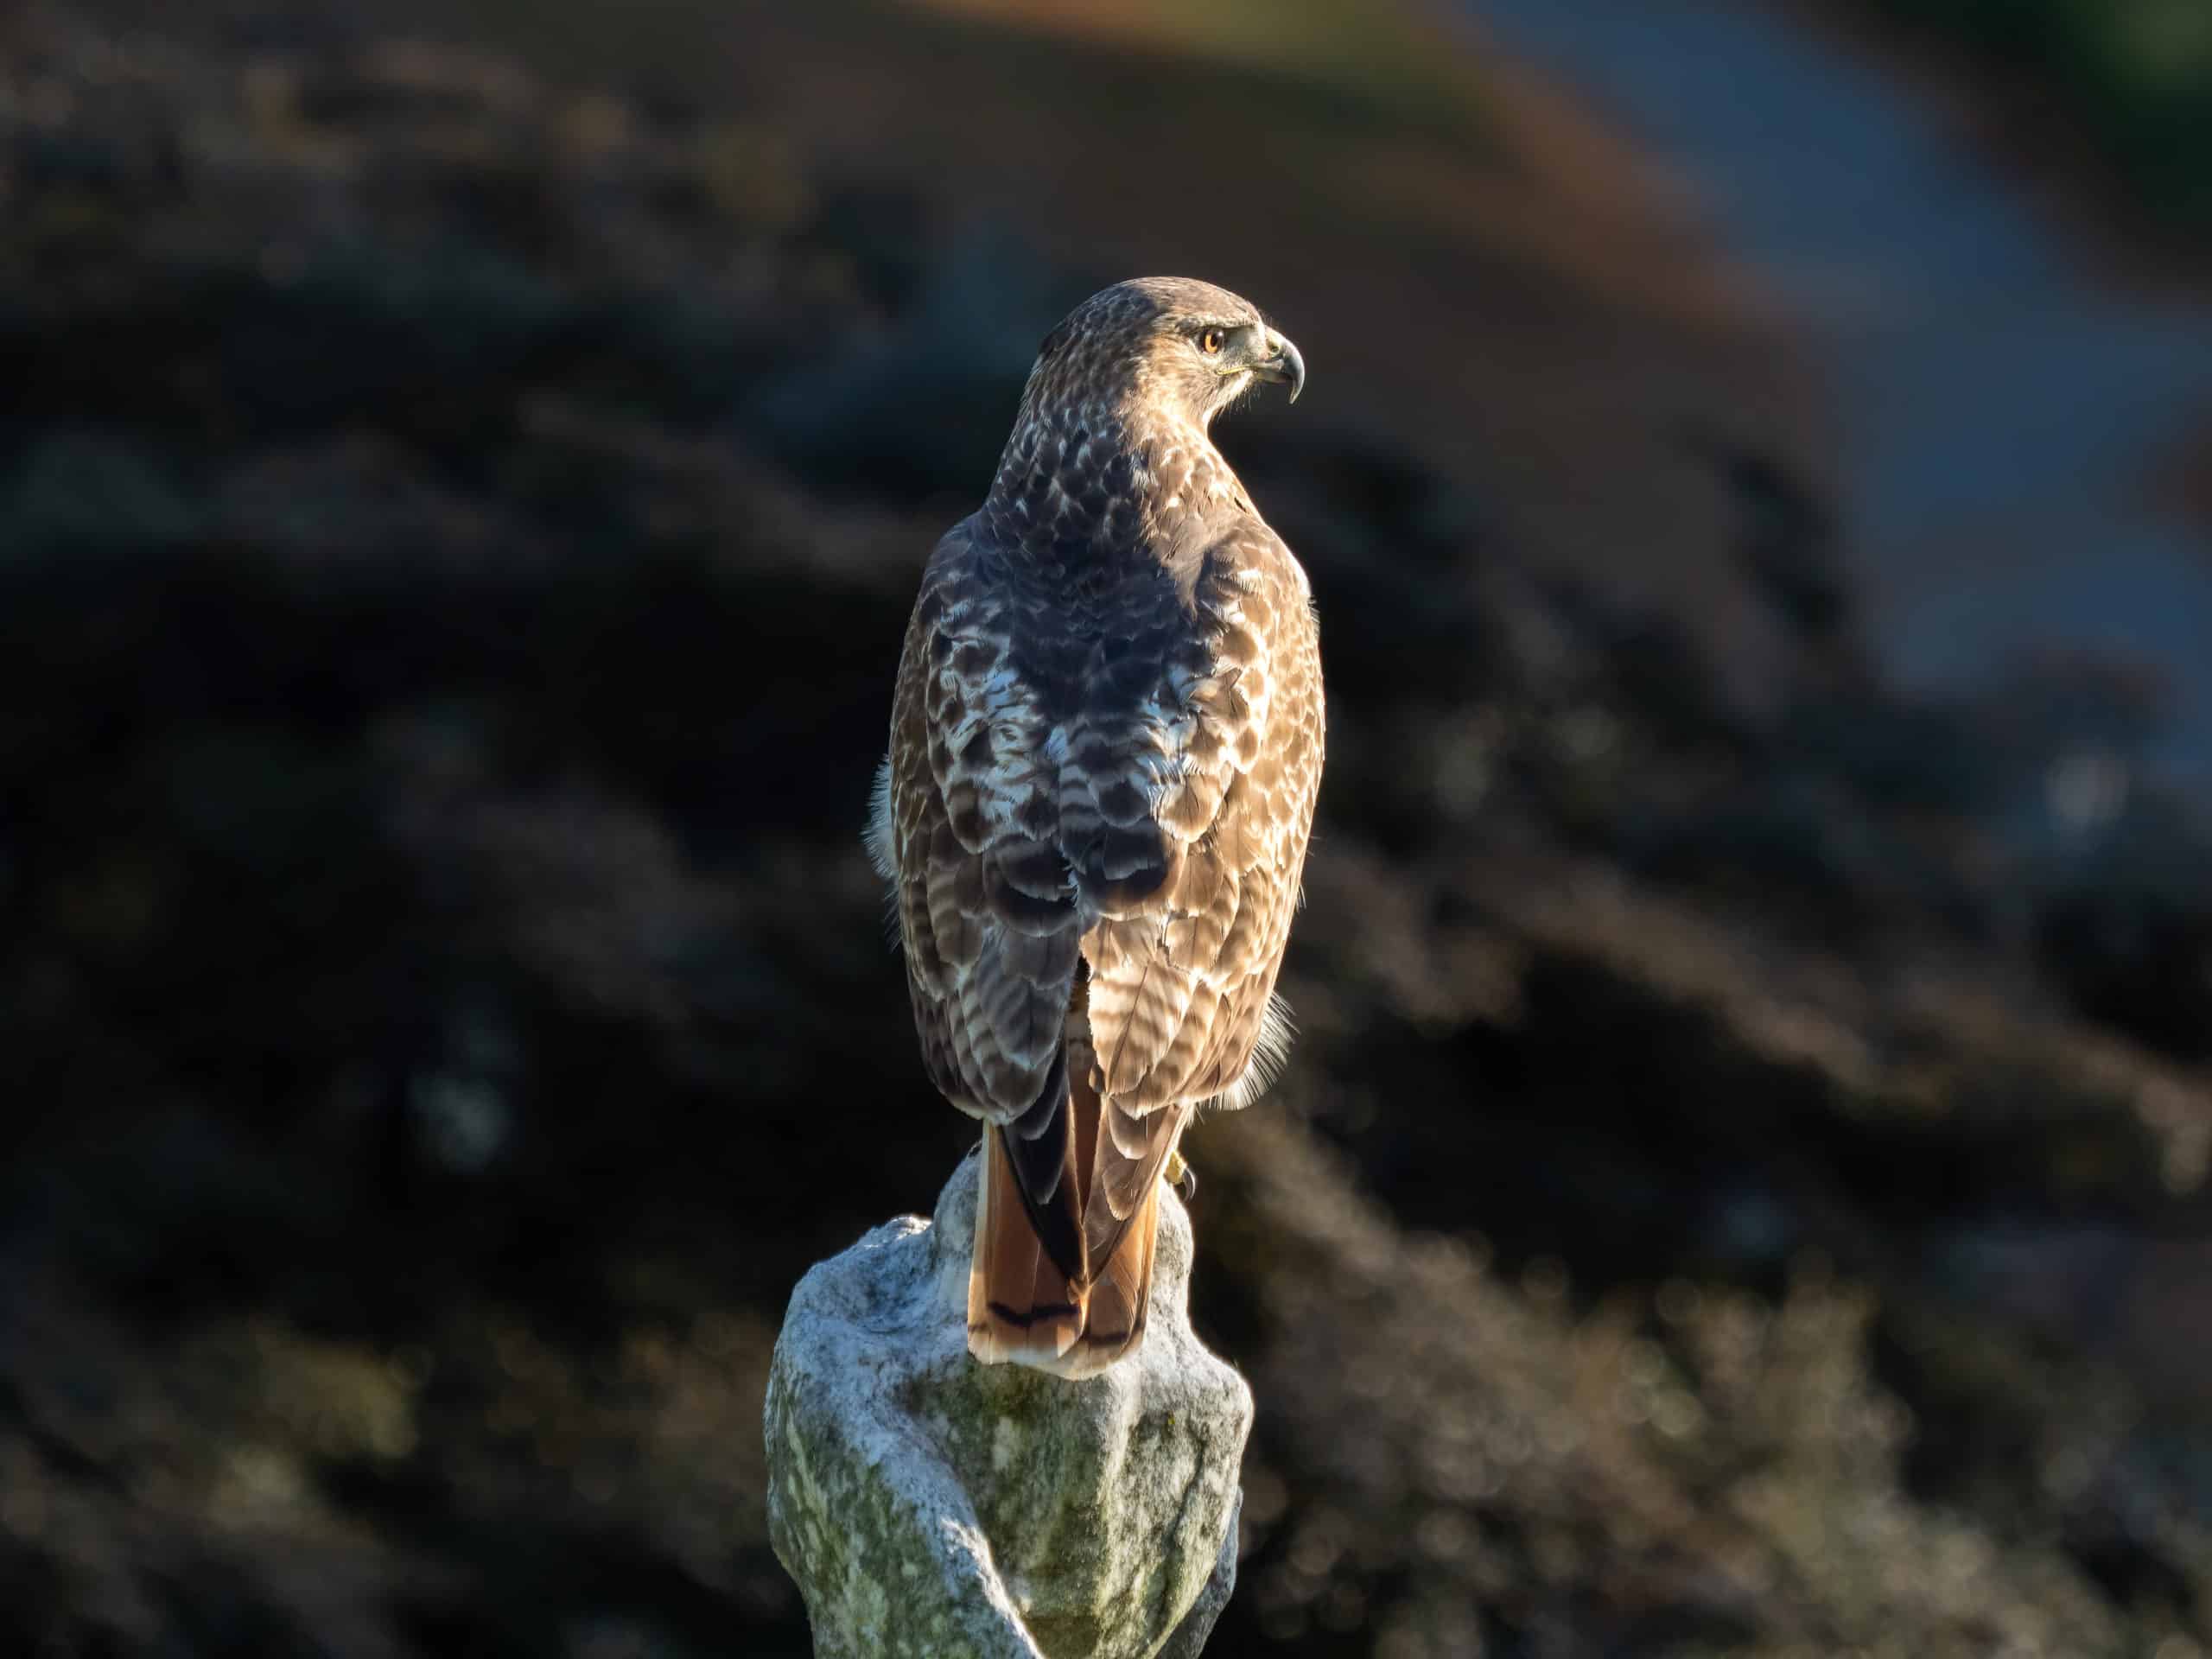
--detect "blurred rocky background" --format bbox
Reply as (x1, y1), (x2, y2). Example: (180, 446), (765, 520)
(3, 0), (2209, 1654)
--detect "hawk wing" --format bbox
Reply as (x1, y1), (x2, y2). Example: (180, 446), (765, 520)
(1065, 525), (1324, 1268)
(886, 520), (1083, 1131)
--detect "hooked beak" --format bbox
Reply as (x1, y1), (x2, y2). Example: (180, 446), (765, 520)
(1249, 330), (1306, 404)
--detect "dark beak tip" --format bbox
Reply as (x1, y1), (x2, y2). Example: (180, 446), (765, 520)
(1276, 338), (1306, 404)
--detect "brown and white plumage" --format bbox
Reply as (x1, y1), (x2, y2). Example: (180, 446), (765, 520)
(870, 276), (1324, 1377)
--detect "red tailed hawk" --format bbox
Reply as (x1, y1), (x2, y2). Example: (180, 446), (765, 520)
(869, 276), (1324, 1376)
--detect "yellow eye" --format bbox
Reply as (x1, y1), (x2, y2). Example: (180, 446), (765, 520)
(1198, 327), (1226, 355)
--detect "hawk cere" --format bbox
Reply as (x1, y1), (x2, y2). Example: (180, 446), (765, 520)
(870, 277), (1325, 1377)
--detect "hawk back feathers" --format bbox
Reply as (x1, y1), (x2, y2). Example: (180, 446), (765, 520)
(876, 277), (1324, 1375)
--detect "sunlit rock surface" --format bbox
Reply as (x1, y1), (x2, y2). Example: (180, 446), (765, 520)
(765, 1150), (1249, 1659)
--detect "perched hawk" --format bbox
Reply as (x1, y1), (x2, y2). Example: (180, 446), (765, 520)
(868, 276), (1325, 1377)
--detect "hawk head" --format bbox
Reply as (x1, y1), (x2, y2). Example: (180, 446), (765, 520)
(1026, 276), (1305, 433)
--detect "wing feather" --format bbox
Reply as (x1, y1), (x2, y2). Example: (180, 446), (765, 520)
(1076, 530), (1324, 1124)
(887, 524), (1083, 1124)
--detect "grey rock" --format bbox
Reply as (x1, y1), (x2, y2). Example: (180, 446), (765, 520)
(765, 1147), (1251, 1659)
(1150, 1490), (1240, 1659)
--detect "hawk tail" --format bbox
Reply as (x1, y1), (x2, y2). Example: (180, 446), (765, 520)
(968, 1126), (1166, 1378)
(967, 1037), (1179, 1378)
(969, 1119), (1089, 1369)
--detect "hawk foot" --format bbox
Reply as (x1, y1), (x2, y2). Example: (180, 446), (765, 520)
(1166, 1149), (1198, 1203)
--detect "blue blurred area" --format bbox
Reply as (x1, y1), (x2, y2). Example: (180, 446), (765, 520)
(1484, 0), (2212, 804)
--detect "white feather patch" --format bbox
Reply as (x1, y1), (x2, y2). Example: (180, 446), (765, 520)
(864, 753), (897, 881)
(865, 754), (906, 954)
(1217, 992), (1296, 1112)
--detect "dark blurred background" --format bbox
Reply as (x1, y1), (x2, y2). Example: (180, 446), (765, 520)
(4, 1), (2211, 1654)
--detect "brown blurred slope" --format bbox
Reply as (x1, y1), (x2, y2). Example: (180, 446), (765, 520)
(1, 3), (2209, 1656)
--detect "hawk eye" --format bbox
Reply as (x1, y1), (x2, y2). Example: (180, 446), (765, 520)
(1198, 327), (1226, 356)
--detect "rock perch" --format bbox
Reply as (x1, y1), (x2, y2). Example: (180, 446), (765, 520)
(765, 1147), (1252, 1658)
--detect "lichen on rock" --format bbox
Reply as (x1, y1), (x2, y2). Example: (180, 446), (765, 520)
(765, 1147), (1250, 1658)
